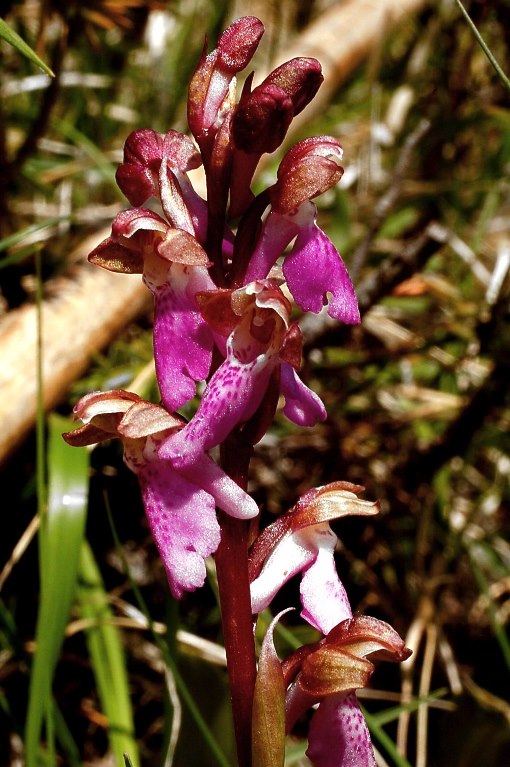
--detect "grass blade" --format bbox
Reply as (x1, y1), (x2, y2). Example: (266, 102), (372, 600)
(53, 119), (119, 190)
(361, 705), (414, 767)
(25, 414), (88, 766)
(468, 543), (510, 672)
(0, 18), (54, 76)
(454, 0), (510, 91)
(0, 217), (69, 264)
(76, 541), (139, 767)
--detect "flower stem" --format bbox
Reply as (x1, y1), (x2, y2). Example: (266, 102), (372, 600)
(216, 436), (257, 767)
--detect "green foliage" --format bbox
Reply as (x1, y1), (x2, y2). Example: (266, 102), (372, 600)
(25, 415), (88, 767)
(454, 0), (510, 90)
(0, 18), (54, 75)
(77, 542), (139, 767)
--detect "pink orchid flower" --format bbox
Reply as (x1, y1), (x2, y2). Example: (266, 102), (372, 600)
(249, 483), (379, 626)
(242, 136), (360, 325)
(88, 209), (216, 412)
(249, 483), (410, 767)
(115, 128), (206, 237)
(63, 390), (258, 599)
(285, 616), (411, 767)
(159, 280), (326, 470)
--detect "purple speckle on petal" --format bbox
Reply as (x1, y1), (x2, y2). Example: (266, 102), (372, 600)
(138, 461), (220, 599)
(307, 693), (376, 767)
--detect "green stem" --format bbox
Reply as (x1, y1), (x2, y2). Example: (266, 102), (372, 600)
(454, 0), (510, 91)
(217, 436), (257, 767)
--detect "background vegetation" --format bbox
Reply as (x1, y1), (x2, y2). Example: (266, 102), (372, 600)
(0, 1), (509, 765)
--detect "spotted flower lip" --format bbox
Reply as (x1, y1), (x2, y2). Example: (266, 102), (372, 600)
(288, 617), (411, 767)
(159, 280), (327, 470)
(63, 390), (258, 599)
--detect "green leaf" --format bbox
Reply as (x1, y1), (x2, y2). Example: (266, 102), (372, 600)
(24, 415), (88, 767)
(76, 542), (140, 767)
(367, 688), (449, 727)
(0, 18), (54, 76)
(252, 614), (287, 767)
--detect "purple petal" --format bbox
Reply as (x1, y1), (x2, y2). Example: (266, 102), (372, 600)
(283, 217), (360, 324)
(280, 363), (327, 427)
(111, 207), (168, 239)
(116, 129), (164, 205)
(244, 211), (298, 282)
(115, 163), (156, 207)
(300, 527), (352, 634)
(159, 158), (195, 235)
(307, 694), (376, 767)
(152, 264), (215, 411)
(179, 453), (259, 519)
(250, 530), (316, 615)
(160, 351), (274, 468)
(272, 138), (343, 213)
(174, 171), (209, 242)
(138, 461), (220, 599)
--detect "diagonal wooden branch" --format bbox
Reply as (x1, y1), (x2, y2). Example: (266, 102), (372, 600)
(262, 0), (427, 128)
(0, 230), (149, 463)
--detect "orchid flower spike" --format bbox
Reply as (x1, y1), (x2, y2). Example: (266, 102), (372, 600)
(63, 390), (258, 598)
(88, 210), (215, 412)
(159, 280), (326, 470)
(64, 18), (413, 767)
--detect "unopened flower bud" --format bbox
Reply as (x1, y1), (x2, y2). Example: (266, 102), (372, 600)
(116, 129), (201, 207)
(216, 16), (265, 74)
(233, 81), (293, 154)
(188, 16), (264, 139)
(264, 57), (323, 115)
(271, 136), (344, 213)
(233, 58), (323, 156)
